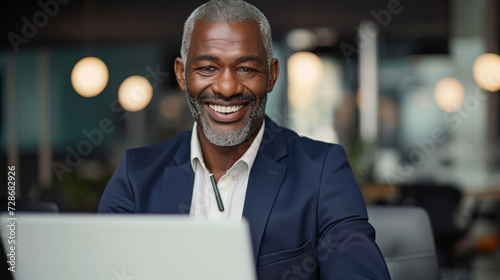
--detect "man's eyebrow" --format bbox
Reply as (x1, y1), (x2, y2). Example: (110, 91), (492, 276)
(237, 55), (264, 63)
(194, 55), (220, 61)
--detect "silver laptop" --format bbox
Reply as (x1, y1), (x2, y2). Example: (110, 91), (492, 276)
(1, 214), (256, 280)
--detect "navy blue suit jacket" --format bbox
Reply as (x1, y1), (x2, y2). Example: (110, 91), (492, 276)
(99, 117), (390, 279)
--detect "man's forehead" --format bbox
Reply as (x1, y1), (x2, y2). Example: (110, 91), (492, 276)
(189, 19), (266, 62)
(192, 19), (262, 40)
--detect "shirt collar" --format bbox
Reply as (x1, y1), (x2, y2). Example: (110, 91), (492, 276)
(190, 119), (266, 174)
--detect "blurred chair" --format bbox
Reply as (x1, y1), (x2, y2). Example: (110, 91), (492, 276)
(0, 197), (59, 213)
(397, 184), (468, 267)
(368, 206), (440, 280)
(399, 184), (462, 237)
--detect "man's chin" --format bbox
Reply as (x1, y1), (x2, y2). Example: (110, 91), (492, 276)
(199, 117), (252, 147)
(205, 118), (245, 132)
(201, 108), (248, 131)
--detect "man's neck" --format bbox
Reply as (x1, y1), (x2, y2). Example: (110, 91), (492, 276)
(197, 121), (263, 182)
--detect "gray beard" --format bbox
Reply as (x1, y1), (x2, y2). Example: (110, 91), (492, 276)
(185, 89), (267, 147)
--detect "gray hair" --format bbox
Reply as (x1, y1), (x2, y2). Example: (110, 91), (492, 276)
(181, 0), (273, 68)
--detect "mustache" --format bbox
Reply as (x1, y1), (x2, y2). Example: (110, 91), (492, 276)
(197, 91), (256, 103)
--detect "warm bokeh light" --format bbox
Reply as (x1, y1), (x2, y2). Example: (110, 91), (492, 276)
(288, 87), (318, 110)
(286, 29), (317, 51)
(473, 53), (500, 92)
(287, 52), (324, 109)
(314, 27), (338, 47)
(288, 52), (324, 88)
(434, 78), (465, 112)
(118, 75), (153, 112)
(71, 57), (109, 97)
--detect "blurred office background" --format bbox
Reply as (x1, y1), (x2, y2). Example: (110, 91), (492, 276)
(1, 0), (499, 278)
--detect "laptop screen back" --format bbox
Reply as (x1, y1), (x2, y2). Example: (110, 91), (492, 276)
(1, 214), (256, 280)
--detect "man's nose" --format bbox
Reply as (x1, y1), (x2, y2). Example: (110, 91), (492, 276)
(211, 69), (243, 98)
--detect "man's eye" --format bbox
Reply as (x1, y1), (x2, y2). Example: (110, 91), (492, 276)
(237, 67), (256, 73)
(198, 66), (218, 72)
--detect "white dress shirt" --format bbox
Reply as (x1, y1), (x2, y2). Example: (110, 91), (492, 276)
(189, 120), (265, 221)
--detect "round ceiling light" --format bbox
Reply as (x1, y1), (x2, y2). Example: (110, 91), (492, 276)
(434, 78), (465, 112)
(71, 57), (109, 98)
(473, 53), (500, 92)
(118, 75), (153, 112)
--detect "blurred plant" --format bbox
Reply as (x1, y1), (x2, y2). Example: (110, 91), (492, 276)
(346, 137), (377, 186)
(60, 169), (109, 212)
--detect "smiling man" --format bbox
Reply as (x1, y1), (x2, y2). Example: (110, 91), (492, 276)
(99, 0), (390, 279)
(177, 18), (277, 183)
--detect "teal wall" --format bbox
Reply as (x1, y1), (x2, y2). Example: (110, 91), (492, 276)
(1, 45), (163, 154)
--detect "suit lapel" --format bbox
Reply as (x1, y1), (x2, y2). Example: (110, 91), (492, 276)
(243, 117), (288, 261)
(158, 133), (195, 214)
(158, 162), (194, 214)
(157, 118), (290, 261)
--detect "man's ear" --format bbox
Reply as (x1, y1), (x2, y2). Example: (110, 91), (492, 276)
(267, 58), (279, 92)
(174, 57), (186, 91)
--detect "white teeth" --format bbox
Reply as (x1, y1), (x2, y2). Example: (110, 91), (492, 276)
(209, 104), (244, 114)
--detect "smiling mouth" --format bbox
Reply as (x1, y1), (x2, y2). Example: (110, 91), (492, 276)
(208, 104), (244, 114)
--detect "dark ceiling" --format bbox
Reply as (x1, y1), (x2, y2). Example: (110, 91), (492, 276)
(1, 0), (451, 52)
